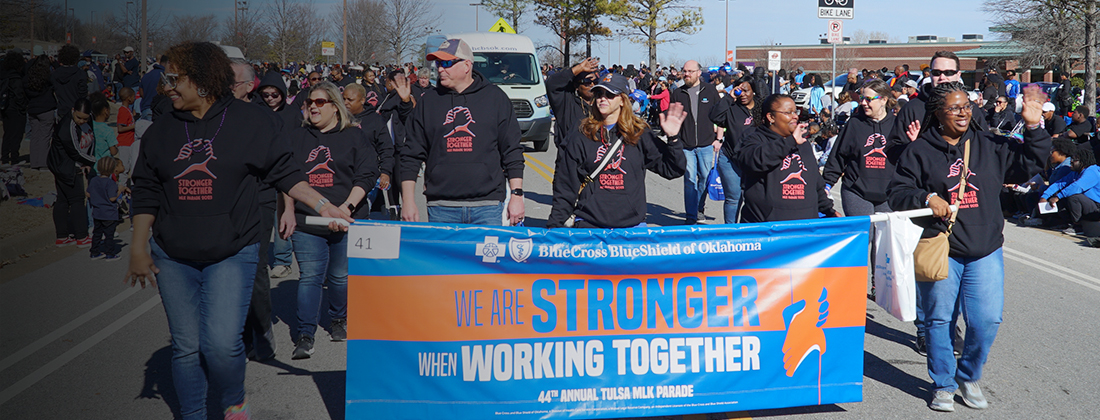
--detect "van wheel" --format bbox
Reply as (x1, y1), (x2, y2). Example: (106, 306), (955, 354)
(532, 139), (549, 152)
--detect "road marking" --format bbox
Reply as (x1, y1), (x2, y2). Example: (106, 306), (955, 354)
(0, 287), (141, 373)
(523, 153), (554, 183)
(0, 295), (161, 405)
(1003, 247), (1100, 293)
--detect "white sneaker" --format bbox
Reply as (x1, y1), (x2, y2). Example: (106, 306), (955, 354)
(270, 265), (292, 278)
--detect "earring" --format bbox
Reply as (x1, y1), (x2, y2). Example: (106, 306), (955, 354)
(198, 88), (208, 97)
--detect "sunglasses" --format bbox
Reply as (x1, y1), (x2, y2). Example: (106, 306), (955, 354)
(593, 89), (619, 99)
(437, 59), (465, 69)
(309, 77), (322, 82)
(580, 78), (596, 86)
(161, 72), (182, 89)
(930, 69), (959, 77)
(261, 92), (282, 99)
(859, 94), (883, 103)
(304, 98), (334, 108)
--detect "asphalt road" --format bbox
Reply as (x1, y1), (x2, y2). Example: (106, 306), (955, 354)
(2, 135), (1098, 420)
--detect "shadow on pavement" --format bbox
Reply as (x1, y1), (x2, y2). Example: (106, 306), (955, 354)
(646, 202), (687, 227)
(138, 345), (182, 420)
(865, 314), (916, 349)
(261, 359), (346, 419)
(862, 350), (930, 402)
(743, 403), (845, 418)
(271, 279), (300, 343)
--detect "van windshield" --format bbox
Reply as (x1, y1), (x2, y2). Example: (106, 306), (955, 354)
(473, 53), (540, 85)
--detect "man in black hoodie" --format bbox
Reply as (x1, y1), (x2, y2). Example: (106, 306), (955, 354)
(51, 45), (87, 120)
(545, 57), (598, 152)
(888, 51), (988, 161)
(344, 83), (398, 219)
(671, 60), (721, 224)
(400, 38), (525, 226)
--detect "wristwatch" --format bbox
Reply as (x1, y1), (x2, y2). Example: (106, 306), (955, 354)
(511, 188), (524, 197)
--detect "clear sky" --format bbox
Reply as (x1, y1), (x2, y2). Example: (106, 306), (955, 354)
(66, 0), (997, 66)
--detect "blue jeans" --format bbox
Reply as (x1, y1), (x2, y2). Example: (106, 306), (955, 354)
(151, 239), (257, 420)
(291, 230), (348, 339)
(427, 202), (504, 225)
(683, 146), (715, 221)
(916, 248), (1004, 393)
(715, 152), (743, 224)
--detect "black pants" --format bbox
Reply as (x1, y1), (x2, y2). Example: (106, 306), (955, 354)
(243, 209), (276, 359)
(1, 110), (27, 164)
(53, 176), (88, 240)
(91, 219), (119, 255)
(1065, 193), (1100, 224)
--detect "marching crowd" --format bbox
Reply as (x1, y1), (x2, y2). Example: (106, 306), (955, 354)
(1, 36), (1099, 419)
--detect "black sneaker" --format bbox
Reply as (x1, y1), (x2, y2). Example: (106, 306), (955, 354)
(915, 336), (928, 357)
(330, 318), (347, 342)
(292, 335), (314, 360)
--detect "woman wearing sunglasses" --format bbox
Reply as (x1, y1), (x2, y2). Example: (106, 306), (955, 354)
(822, 79), (898, 217)
(280, 82), (379, 359)
(888, 82), (1051, 412)
(547, 73), (687, 228)
(125, 41), (349, 420)
(735, 94), (839, 223)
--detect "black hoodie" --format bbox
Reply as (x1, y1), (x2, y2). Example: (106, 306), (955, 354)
(47, 115), (96, 185)
(545, 68), (590, 149)
(256, 70), (302, 131)
(670, 82), (721, 149)
(735, 126), (835, 223)
(400, 71), (524, 203)
(286, 125), (379, 236)
(51, 65), (88, 118)
(888, 126), (1051, 258)
(548, 126), (685, 228)
(887, 82), (988, 160)
(822, 111), (897, 204)
(709, 94), (758, 160)
(131, 97), (307, 262)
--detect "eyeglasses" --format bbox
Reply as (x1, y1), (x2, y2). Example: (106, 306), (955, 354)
(161, 72), (182, 89)
(437, 59), (465, 69)
(771, 110), (799, 117)
(261, 92), (282, 99)
(943, 105), (972, 115)
(593, 89), (619, 100)
(930, 69), (960, 77)
(309, 77), (322, 82)
(859, 94), (883, 103)
(304, 98), (334, 108)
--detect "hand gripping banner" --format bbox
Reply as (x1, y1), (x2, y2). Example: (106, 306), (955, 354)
(344, 217), (870, 419)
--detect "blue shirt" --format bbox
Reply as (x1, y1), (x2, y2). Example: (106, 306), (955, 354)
(87, 176), (119, 221)
(1045, 165), (1100, 204)
(1005, 79), (1020, 99)
(140, 64), (164, 113)
(123, 58), (140, 88)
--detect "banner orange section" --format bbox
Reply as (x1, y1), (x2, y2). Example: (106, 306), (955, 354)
(348, 267), (866, 342)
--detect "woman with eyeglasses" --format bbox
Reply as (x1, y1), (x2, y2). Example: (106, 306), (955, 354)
(547, 73), (686, 228)
(822, 79), (898, 217)
(888, 82), (1050, 412)
(125, 41), (350, 420)
(281, 82), (379, 359)
(735, 94), (839, 223)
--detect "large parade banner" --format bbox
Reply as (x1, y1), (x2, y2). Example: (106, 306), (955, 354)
(344, 217), (871, 419)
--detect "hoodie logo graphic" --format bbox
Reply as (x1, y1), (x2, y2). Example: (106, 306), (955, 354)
(443, 106), (476, 152)
(306, 145), (335, 188)
(173, 139), (217, 201)
(594, 141), (627, 190)
(365, 90), (379, 108)
(947, 158), (979, 209)
(743, 116), (753, 126)
(862, 133), (888, 169)
(780, 152), (807, 200)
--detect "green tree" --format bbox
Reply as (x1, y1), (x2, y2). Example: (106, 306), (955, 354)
(482, 0), (533, 33)
(534, 0), (618, 67)
(612, 0), (702, 68)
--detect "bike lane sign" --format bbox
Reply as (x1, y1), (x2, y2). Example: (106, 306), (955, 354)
(818, 0), (853, 19)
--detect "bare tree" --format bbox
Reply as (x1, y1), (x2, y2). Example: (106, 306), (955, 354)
(482, 0), (533, 33)
(104, 2), (168, 51)
(612, 0), (703, 69)
(167, 14), (219, 47)
(534, 0), (580, 68)
(329, 0), (386, 63)
(267, 0), (324, 63)
(984, 0), (1098, 112)
(848, 29), (900, 44)
(379, 0), (442, 64)
(222, 5), (269, 59)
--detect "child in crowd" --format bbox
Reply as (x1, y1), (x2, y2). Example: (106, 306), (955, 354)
(87, 157), (127, 260)
(90, 95), (118, 161)
(116, 88), (136, 186)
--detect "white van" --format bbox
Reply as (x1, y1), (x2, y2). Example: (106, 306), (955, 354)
(433, 32), (552, 152)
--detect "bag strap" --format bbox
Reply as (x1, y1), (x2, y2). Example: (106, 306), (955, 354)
(947, 138), (971, 233)
(573, 129), (624, 205)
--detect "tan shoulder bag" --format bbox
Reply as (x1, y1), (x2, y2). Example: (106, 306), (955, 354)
(913, 139), (970, 282)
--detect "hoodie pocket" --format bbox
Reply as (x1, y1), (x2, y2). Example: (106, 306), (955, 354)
(427, 162), (499, 199)
(155, 212), (242, 262)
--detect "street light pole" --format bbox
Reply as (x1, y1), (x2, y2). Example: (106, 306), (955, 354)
(469, 3), (483, 32)
(725, 0), (729, 62)
(342, 0), (347, 64)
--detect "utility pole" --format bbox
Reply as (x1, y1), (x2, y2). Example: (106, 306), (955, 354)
(141, 0), (147, 75)
(343, 0), (348, 64)
(469, 3), (484, 32)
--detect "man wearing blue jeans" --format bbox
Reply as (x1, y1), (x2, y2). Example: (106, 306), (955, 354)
(670, 60), (721, 224)
(400, 38), (525, 226)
